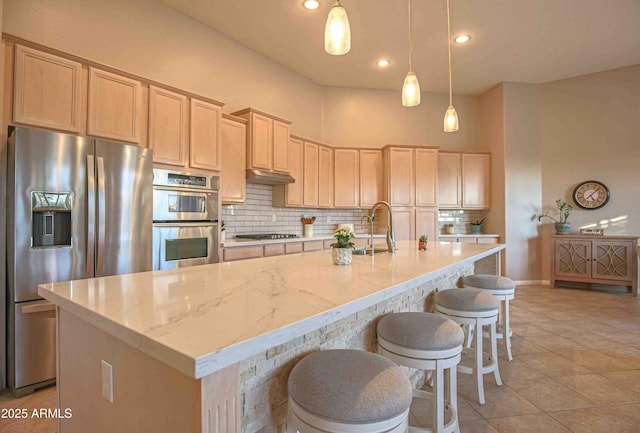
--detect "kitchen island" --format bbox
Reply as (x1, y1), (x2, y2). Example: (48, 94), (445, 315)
(39, 240), (505, 433)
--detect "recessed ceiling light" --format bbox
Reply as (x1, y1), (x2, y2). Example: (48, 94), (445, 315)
(376, 59), (391, 68)
(454, 34), (471, 44)
(303, 0), (319, 10)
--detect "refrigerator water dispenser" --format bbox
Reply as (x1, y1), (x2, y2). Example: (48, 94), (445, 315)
(31, 192), (73, 247)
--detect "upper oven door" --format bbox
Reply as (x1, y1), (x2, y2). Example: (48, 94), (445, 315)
(153, 186), (219, 222)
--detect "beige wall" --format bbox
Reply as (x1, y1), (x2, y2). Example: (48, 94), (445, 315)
(537, 64), (640, 279)
(3, 0), (324, 139)
(322, 86), (479, 149)
(502, 83), (543, 282)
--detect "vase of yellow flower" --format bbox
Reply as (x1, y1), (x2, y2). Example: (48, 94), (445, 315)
(330, 227), (355, 265)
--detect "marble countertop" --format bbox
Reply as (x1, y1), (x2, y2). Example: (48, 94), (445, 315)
(39, 240), (504, 379)
(439, 234), (500, 238)
(222, 233), (386, 248)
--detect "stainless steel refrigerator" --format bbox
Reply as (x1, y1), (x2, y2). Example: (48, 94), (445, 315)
(6, 126), (153, 396)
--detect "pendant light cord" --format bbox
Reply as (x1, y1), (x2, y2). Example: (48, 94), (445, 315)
(447, 0), (453, 106)
(408, 0), (413, 72)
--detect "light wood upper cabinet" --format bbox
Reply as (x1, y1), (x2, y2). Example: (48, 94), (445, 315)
(220, 115), (246, 204)
(273, 137), (304, 207)
(232, 108), (291, 174)
(13, 45), (83, 133)
(88, 67), (141, 143)
(273, 120), (290, 173)
(303, 141), (319, 207)
(438, 152), (462, 208)
(462, 153), (491, 209)
(318, 145), (334, 207)
(384, 147), (414, 207)
(359, 149), (383, 208)
(415, 149), (438, 207)
(334, 149), (359, 208)
(190, 98), (222, 171)
(148, 85), (188, 166)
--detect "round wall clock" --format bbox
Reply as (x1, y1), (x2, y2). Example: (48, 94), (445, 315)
(573, 180), (610, 210)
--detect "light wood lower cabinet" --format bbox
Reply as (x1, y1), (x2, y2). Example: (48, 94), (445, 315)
(263, 243), (285, 257)
(220, 115), (247, 204)
(148, 85), (188, 166)
(13, 45), (83, 133)
(88, 67), (142, 143)
(551, 235), (638, 296)
(303, 241), (324, 252)
(223, 246), (264, 262)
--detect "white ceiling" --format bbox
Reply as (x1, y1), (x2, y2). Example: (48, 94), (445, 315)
(159, 0), (640, 95)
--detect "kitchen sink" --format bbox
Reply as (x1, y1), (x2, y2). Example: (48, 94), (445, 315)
(353, 247), (391, 255)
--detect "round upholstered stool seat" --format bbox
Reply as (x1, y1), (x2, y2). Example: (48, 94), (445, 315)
(463, 274), (516, 361)
(377, 312), (464, 433)
(434, 288), (502, 405)
(287, 349), (412, 433)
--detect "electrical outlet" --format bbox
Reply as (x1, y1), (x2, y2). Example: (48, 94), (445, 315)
(101, 360), (114, 403)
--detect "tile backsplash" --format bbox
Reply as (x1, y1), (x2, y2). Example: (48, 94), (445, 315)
(438, 209), (489, 234)
(222, 184), (372, 237)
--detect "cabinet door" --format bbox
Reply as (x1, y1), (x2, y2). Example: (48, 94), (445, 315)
(359, 149), (383, 208)
(318, 145), (334, 207)
(249, 112), (272, 170)
(392, 207), (415, 241)
(148, 86), (188, 166)
(88, 67), (141, 143)
(554, 240), (591, 278)
(387, 147), (414, 206)
(334, 149), (359, 208)
(592, 240), (634, 281)
(415, 149), (438, 207)
(285, 137), (304, 206)
(220, 117), (246, 204)
(13, 45), (82, 133)
(190, 98), (222, 171)
(438, 153), (461, 208)
(272, 120), (290, 173)
(415, 207), (437, 242)
(303, 142), (319, 207)
(462, 153), (491, 209)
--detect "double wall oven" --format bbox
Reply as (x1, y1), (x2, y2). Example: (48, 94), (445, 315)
(152, 169), (220, 270)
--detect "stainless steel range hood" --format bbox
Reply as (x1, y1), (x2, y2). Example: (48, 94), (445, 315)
(246, 169), (295, 185)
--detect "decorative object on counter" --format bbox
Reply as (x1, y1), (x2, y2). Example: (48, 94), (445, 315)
(534, 199), (572, 235)
(573, 180), (610, 210)
(470, 216), (487, 234)
(580, 228), (604, 236)
(330, 226), (355, 265)
(301, 216), (316, 238)
(444, 223), (455, 234)
(418, 234), (428, 250)
(324, 0), (351, 56)
(443, 0), (459, 132)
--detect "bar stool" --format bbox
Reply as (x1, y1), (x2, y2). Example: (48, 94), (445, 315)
(463, 274), (516, 361)
(287, 349), (412, 433)
(377, 312), (464, 433)
(434, 288), (502, 405)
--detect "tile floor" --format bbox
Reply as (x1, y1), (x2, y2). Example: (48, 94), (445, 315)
(1, 285), (639, 433)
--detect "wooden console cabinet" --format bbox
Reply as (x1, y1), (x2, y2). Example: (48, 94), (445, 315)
(550, 235), (638, 296)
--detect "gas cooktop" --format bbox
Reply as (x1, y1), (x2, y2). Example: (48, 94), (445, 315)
(235, 233), (299, 240)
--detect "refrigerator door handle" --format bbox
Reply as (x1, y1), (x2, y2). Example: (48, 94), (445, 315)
(21, 301), (56, 314)
(97, 156), (106, 275)
(87, 154), (96, 277)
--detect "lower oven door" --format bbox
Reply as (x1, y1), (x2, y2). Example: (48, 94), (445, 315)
(152, 223), (219, 271)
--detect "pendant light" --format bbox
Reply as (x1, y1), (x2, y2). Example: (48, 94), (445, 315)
(325, 1), (351, 55)
(402, 0), (420, 106)
(444, 0), (459, 131)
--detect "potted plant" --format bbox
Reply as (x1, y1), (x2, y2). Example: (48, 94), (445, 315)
(535, 199), (573, 234)
(330, 226), (356, 265)
(470, 217), (487, 234)
(418, 234), (428, 250)
(444, 223), (455, 234)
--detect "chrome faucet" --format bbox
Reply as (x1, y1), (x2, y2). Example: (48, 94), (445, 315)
(369, 201), (396, 254)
